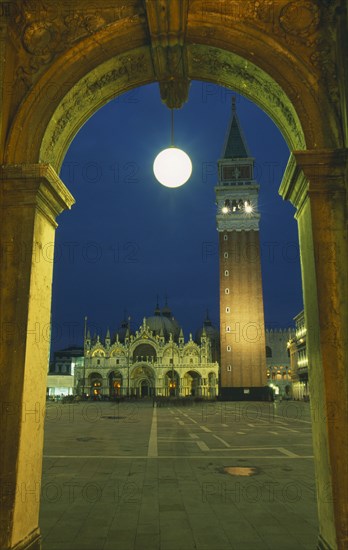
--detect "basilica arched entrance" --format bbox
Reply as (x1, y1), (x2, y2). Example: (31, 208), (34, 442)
(183, 370), (202, 397)
(0, 3), (347, 550)
(165, 369), (180, 397)
(109, 371), (123, 398)
(140, 379), (150, 398)
(131, 365), (155, 398)
(89, 372), (103, 399)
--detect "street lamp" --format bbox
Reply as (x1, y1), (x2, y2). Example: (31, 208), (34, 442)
(127, 347), (130, 399)
(169, 333), (176, 397)
(82, 316), (87, 397)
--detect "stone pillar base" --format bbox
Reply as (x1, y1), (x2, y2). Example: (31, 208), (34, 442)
(317, 534), (335, 550)
(11, 531), (41, 550)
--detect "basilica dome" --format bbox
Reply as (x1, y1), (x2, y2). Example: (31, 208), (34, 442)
(146, 300), (181, 341)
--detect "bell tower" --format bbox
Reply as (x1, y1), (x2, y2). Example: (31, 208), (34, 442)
(216, 97), (267, 400)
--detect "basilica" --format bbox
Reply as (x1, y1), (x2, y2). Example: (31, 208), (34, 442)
(75, 302), (220, 399)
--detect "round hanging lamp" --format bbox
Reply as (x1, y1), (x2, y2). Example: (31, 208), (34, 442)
(153, 109), (192, 188)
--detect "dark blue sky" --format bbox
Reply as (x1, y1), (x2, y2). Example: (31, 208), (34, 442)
(51, 82), (303, 352)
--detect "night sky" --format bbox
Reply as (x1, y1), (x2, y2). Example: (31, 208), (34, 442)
(50, 81), (303, 353)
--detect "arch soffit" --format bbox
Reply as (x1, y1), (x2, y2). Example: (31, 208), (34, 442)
(39, 45), (306, 170)
(183, 369), (202, 378)
(91, 349), (106, 357)
(132, 341), (157, 354)
(6, 20), (335, 169)
(89, 372), (103, 379)
(163, 343), (179, 354)
(183, 344), (199, 355)
(107, 370), (123, 378)
(110, 347), (126, 357)
(164, 369), (180, 377)
(130, 364), (156, 377)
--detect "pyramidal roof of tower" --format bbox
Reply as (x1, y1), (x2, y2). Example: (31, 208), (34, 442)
(222, 98), (251, 159)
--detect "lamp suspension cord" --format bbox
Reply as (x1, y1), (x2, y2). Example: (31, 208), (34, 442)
(171, 109), (174, 147)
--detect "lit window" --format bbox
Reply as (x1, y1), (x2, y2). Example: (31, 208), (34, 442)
(224, 252), (228, 258)
(225, 288), (230, 294)
(224, 270), (229, 276)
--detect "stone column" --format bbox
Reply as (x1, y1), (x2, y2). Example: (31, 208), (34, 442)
(0, 164), (74, 550)
(280, 149), (348, 550)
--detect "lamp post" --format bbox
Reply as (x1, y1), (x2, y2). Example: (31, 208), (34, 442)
(82, 316), (87, 397)
(169, 333), (176, 397)
(127, 346), (130, 399)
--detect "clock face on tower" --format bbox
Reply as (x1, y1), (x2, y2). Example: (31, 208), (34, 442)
(222, 164), (251, 181)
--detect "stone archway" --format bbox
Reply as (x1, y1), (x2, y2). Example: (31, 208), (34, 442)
(165, 369), (180, 397)
(109, 371), (123, 398)
(0, 3), (347, 550)
(131, 364), (155, 397)
(89, 372), (103, 399)
(183, 370), (202, 397)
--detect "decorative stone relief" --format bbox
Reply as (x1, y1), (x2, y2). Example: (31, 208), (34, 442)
(14, 3), (144, 91)
(197, 0), (275, 26)
(40, 50), (152, 164)
(188, 45), (306, 150)
(279, 1), (320, 38)
(159, 78), (191, 110)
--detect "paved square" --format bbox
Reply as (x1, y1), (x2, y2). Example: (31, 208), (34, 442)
(40, 400), (318, 549)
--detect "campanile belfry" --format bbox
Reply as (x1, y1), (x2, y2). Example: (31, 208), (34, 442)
(216, 97), (267, 400)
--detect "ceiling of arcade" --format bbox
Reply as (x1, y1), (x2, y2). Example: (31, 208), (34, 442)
(0, 0), (345, 167)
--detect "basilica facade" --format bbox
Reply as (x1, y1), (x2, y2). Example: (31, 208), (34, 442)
(75, 304), (220, 399)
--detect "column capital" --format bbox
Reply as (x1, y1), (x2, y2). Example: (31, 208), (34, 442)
(0, 163), (75, 226)
(279, 148), (348, 212)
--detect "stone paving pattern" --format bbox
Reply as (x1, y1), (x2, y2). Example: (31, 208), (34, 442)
(40, 400), (318, 549)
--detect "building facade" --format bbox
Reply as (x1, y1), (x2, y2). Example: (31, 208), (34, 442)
(216, 98), (267, 400)
(265, 329), (294, 398)
(49, 346), (84, 375)
(47, 346), (84, 398)
(75, 306), (219, 399)
(288, 311), (309, 400)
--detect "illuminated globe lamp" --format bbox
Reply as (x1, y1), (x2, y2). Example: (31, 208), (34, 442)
(153, 109), (192, 188)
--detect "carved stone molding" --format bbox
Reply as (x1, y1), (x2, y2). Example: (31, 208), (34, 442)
(187, 44), (306, 151)
(144, 0), (190, 108)
(191, 0), (341, 130)
(0, 163), (75, 225)
(40, 48), (153, 167)
(279, 148), (348, 212)
(13, 2), (145, 93)
(279, 1), (320, 37)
